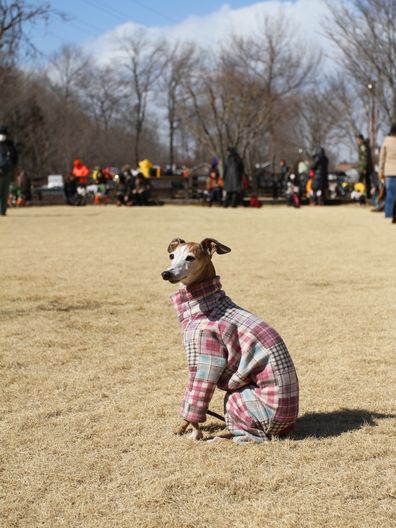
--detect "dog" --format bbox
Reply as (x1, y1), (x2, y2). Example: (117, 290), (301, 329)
(162, 238), (299, 443)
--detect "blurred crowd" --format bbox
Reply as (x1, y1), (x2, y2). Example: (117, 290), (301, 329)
(64, 161), (152, 207)
(1, 123), (396, 224)
(63, 158), (192, 207)
(203, 142), (378, 211)
(204, 129), (395, 225)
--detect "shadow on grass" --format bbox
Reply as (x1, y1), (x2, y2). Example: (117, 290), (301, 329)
(292, 408), (395, 440)
(196, 408), (395, 441)
(201, 422), (227, 435)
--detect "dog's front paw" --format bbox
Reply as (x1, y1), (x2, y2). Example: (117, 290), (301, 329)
(174, 419), (190, 435)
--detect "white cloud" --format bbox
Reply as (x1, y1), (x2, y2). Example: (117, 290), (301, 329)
(84, 0), (337, 65)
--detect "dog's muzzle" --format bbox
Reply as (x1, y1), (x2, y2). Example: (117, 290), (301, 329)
(161, 271), (171, 281)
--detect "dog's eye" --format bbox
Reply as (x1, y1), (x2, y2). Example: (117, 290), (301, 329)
(185, 256), (195, 262)
(169, 254), (174, 260)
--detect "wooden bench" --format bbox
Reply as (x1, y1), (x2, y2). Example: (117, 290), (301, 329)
(149, 176), (191, 202)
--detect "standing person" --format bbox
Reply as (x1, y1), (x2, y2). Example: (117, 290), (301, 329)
(278, 159), (289, 196)
(297, 157), (309, 201)
(311, 147), (329, 205)
(355, 133), (373, 199)
(0, 126), (18, 216)
(223, 146), (244, 208)
(17, 170), (32, 206)
(378, 123), (396, 223)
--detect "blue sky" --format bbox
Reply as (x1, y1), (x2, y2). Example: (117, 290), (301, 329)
(31, 0), (295, 59)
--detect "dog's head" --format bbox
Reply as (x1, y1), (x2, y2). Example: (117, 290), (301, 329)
(161, 238), (231, 286)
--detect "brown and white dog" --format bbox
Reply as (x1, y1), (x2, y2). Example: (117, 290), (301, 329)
(162, 238), (230, 440)
(162, 238), (299, 443)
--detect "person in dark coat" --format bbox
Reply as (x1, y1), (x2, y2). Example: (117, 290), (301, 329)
(64, 174), (77, 205)
(0, 126), (18, 216)
(223, 146), (244, 208)
(131, 173), (150, 205)
(310, 147), (329, 205)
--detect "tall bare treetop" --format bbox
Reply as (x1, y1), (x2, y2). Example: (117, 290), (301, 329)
(324, 0), (396, 124)
(0, 0), (62, 65)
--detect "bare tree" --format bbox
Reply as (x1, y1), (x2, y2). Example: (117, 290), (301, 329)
(228, 15), (320, 166)
(0, 0), (60, 65)
(118, 29), (166, 165)
(324, 0), (396, 126)
(295, 76), (358, 156)
(82, 64), (125, 132)
(45, 45), (93, 173)
(48, 44), (92, 103)
(182, 14), (319, 176)
(158, 41), (197, 168)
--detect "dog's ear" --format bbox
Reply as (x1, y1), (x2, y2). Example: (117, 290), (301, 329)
(200, 238), (231, 256)
(167, 238), (185, 253)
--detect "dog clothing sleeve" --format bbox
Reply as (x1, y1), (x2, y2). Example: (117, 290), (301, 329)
(180, 331), (227, 423)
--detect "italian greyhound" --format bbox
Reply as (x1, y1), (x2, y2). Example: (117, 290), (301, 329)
(161, 237), (299, 442)
(162, 238), (230, 440)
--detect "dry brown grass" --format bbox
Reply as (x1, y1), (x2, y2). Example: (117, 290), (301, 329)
(1, 204), (395, 528)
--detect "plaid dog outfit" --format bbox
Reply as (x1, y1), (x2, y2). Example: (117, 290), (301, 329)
(171, 276), (299, 442)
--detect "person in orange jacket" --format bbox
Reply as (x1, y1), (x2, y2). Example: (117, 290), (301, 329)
(72, 159), (90, 185)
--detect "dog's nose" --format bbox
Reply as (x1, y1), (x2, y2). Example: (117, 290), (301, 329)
(161, 271), (171, 281)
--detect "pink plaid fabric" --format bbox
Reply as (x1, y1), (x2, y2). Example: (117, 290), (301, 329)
(171, 276), (299, 440)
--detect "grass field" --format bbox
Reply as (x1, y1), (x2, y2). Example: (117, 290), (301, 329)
(1, 204), (395, 528)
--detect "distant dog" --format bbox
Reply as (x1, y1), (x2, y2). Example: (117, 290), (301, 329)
(162, 238), (299, 443)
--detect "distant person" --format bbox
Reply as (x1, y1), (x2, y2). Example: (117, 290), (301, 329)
(207, 168), (223, 206)
(0, 126), (18, 216)
(286, 171), (300, 208)
(378, 123), (396, 223)
(351, 182), (366, 205)
(96, 168), (106, 185)
(120, 164), (135, 203)
(132, 173), (150, 205)
(278, 159), (289, 196)
(17, 170), (32, 206)
(64, 174), (77, 205)
(94, 180), (109, 205)
(297, 158), (309, 201)
(223, 146), (244, 208)
(115, 172), (128, 206)
(72, 159), (90, 186)
(355, 133), (373, 199)
(310, 147), (328, 205)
